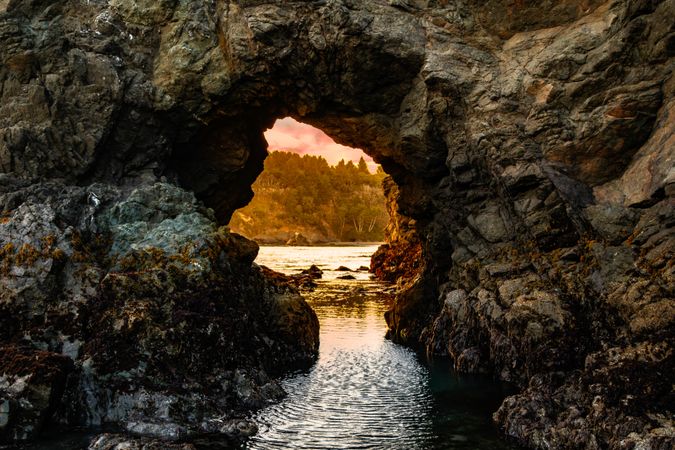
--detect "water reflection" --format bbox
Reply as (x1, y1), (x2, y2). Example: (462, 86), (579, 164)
(247, 284), (436, 449)
(248, 246), (519, 450)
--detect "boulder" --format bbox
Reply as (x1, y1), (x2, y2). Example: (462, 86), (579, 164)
(301, 265), (323, 279)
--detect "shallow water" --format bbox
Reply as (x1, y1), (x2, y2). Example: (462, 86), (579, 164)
(254, 244), (381, 281)
(247, 245), (519, 450)
(16, 245), (519, 450)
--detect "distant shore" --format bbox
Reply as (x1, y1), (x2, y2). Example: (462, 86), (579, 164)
(257, 241), (384, 247)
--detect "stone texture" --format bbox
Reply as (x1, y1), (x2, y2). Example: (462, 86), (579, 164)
(0, 0), (673, 448)
(0, 346), (73, 443)
(88, 433), (197, 450)
(371, 176), (423, 284)
(0, 180), (319, 444)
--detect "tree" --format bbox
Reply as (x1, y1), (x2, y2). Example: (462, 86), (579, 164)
(229, 151), (389, 242)
(357, 156), (369, 174)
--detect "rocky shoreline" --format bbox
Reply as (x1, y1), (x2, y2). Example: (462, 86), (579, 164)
(1, 0), (673, 449)
(0, 181), (319, 447)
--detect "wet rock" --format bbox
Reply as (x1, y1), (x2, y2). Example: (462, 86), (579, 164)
(337, 274), (356, 280)
(0, 346), (73, 443)
(0, 182), (319, 444)
(262, 266), (319, 290)
(89, 433), (197, 450)
(371, 177), (423, 284)
(301, 265), (323, 279)
(335, 266), (352, 272)
(495, 341), (675, 450)
(371, 241), (423, 284)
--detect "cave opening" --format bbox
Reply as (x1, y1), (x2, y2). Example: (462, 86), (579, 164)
(166, 104), (424, 286)
(229, 116), (388, 246)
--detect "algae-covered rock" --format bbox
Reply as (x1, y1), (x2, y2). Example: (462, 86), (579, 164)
(0, 180), (318, 444)
(0, 346), (73, 443)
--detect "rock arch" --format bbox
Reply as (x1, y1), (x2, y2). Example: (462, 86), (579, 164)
(152, 0), (448, 226)
(0, 0), (673, 448)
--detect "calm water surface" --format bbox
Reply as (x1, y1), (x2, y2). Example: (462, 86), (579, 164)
(17, 246), (518, 450)
(247, 245), (519, 450)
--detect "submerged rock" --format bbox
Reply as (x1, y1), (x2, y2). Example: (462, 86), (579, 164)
(337, 274), (357, 280)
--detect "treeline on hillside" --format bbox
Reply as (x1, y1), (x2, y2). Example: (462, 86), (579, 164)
(230, 151), (388, 243)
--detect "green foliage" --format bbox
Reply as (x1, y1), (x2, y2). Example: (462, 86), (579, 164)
(230, 151), (388, 242)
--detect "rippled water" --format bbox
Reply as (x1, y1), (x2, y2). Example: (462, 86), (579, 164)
(247, 246), (519, 450)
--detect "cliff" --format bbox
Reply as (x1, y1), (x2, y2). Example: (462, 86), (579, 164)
(0, 0), (673, 448)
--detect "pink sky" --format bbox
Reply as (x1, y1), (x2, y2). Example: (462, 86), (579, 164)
(264, 117), (378, 172)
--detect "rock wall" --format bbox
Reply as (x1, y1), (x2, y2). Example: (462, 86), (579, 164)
(0, 180), (319, 444)
(0, 0), (673, 448)
(370, 176), (423, 284)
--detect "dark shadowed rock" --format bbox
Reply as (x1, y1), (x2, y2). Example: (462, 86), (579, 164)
(337, 274), (356, 280)
(0, 346), (73, 443)
(301, 265), (323, 279)
(88, 433), (197, 450)
(0, 181), (319, 444)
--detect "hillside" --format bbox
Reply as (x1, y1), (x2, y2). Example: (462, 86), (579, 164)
(230, 151), (388, 243)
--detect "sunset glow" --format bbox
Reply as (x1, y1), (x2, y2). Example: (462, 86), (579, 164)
(264, 117), (378, 172)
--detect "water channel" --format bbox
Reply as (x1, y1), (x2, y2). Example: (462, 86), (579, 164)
(246, 245), (519, 450)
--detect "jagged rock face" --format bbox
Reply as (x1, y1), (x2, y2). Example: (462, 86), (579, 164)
(370, 176), (423, 283)
(0, 180), (319, 444)
(0, 0), (673, 448)
(0, 346), (73, 441)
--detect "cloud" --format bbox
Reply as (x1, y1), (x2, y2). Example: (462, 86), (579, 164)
(264, 117), (378, 172)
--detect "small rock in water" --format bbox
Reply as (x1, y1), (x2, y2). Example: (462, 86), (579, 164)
(337, 274), (356, 280)
(358, 266), (370, 271)
(220, 418), (258, 438)
(295, 276), (318, 289)
(336, 266), (352, 271)
(301, 264), (323, 279)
